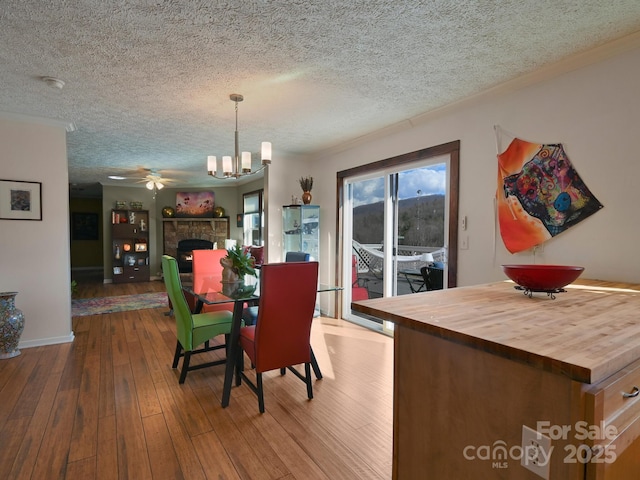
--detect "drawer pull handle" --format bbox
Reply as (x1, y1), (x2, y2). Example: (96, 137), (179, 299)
(623, 386), (639, 398)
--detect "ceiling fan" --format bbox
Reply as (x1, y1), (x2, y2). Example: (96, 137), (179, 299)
(109, 167), (178, 188)
(107, 167), (181, 199)
(138, 170), (175, 191)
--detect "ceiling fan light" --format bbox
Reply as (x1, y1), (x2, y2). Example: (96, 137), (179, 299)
(146, 181), (154, 190)
(156, 182), (164, 190)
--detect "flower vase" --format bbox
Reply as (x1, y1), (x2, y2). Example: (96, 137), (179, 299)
(302, 191), (312, 205)
(0, 292), (25, 359)
(221, 280), (244, 298)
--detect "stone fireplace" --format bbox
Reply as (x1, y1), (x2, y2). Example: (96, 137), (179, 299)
(162, 217), (230, 271)
(176, 239), (214, 272)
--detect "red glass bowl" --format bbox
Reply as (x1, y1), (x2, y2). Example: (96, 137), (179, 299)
(501, 264), (584, 291)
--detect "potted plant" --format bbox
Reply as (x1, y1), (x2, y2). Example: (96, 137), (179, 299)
(220, 245), (256, 282)
(299, 176), (313, 204)
(220, 245), (257, 297)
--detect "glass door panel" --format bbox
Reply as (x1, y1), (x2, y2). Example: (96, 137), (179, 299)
(343, 157), (449, 333)
(395, 163), (447, 296)
(242, 190), (263, 246)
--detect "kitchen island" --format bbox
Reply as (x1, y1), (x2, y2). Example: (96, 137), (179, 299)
(352, 280), (640, 479)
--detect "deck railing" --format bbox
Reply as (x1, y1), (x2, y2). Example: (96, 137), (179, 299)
(353, 243), (446, 274)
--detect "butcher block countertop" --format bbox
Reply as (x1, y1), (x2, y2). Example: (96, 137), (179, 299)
(352, 280), (640, 385)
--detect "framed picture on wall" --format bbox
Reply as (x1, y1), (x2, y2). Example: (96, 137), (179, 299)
(175, 191), (215, 217)
(236, 214), (243, 227)
(0, 179), (42, 220)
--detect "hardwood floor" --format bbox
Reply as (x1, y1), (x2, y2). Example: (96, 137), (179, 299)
(0, 279), (393, 479)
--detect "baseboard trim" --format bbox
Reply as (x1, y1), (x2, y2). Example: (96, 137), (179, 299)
(18, 332), (75, 349)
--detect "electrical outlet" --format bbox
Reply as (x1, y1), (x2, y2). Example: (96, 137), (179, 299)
(521, 425), (552, 479)
(460, 235), (469, 250)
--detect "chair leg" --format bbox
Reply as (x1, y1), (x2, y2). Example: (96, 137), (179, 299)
(235, 347), (244, 386)
(305, 362), (313, 399)
(172, 340), (183, 368)
(280, 368), (286, 375)
(179, 351), (191, 384)
(310, 347), (323, 379)
(257, 372), (265, 414)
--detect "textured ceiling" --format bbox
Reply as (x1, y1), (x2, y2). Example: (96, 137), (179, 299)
(2, 1), (640, 193)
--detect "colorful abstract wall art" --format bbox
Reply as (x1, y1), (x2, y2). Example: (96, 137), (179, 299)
(496, 133), (603, 253)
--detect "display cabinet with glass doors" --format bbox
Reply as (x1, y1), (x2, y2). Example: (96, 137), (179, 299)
(282, 204), (320, 261)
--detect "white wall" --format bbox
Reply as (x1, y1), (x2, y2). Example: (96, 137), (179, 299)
(0, 115), (74, 348)
(305, 43), (640, 288)
(264, 150), (315, 263)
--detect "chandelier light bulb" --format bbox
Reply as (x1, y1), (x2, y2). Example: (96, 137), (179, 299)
(261, 142), (272, 163)
(207, 155), (217, 173)
(222, 156), (233, 175)
(241, 151), (252, 172)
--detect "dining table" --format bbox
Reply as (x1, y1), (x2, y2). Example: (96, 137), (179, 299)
(184, 278), (342, 408)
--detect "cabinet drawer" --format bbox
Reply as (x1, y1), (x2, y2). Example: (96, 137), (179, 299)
(123, 265), (150, 282)
(585, 357), (640, 479)
(586, 357), (640, 436)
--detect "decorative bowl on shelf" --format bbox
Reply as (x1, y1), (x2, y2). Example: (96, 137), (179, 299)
(501, 264), (585, 291)
(161, 206), (175, 218)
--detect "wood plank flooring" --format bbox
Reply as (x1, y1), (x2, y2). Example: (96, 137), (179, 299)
(0, 277), (393, 479)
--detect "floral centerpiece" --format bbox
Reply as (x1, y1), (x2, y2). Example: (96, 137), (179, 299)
(220, 245), (257, 297)
(220, 245), (256, 283)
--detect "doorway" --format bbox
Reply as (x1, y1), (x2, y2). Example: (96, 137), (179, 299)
(337, 141), (459, 331)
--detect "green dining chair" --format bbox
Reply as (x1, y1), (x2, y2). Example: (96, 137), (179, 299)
(162, 255), (234, 384)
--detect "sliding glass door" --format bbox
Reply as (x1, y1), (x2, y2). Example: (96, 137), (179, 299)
(338, 141), (459, 333)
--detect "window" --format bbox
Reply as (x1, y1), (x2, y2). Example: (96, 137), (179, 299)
(242, 189), (264, 246)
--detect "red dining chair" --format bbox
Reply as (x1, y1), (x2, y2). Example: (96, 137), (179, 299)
(242, 245), (264, 267)
(192, 249), (234, 314)
(237, 261), (319, 413)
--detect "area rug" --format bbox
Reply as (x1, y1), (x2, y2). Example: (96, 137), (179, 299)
(72, 292), (169, 317)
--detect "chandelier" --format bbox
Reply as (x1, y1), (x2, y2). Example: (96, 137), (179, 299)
(207, 94), (271, 179)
